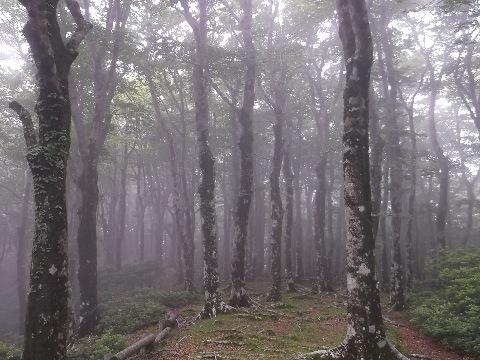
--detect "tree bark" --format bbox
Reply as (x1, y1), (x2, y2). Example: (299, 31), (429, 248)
(428, 69), (449, 250)
(283, 143), (296, 292)
(454, 108), (479, 246)
(254, 173), (266, 277)
(381, 28), (405, 311)
(16, 170), (31, 335)
(293, 129), (304, 280)
(398, 65), (425, 292)
(297, 1), (407, 357)
(72, 0), (131, 336)
(135, 160), (147, 262)
(148, 75), (195, 292)
(115, 143), (133, 270)
(229, 0), (256, 307)
(369, 91), (384, 241)
(180, 0), (227, 318)
(313, 156), (331, 293)
(266, 104), (284, 302)
(9, 0), (91, 357)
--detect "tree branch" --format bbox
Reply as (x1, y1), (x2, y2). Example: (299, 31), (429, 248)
(64, 0), (93, 52)
(210, 79), (239, 113)
(9, 101), (37, 149)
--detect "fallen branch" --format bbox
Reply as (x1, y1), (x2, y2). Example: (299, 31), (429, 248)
(383, 317), (408, 328)
(104, 312), (179, 360)
(199, 353), (223, 359)
(409, 354), (433, 360)
(204, 339), (236, 345)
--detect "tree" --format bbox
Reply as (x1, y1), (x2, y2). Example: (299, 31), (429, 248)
(229, 0), (256, 307)
(148, 71), (195, 292)
(296, 0), (406, 357)
(283, 141), (296, 292)
(8, 0), (91, 357)
(16, 170), (31, 335)
(378, 20), (405, 311)
(71, 0), (131, 336)
(178, 0), (228, 318)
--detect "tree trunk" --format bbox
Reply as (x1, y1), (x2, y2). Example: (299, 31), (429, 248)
(398, 63), (424, 291)
(180, 0), (227, 318)
(115, 143), (132, 270)
(72, 0), (130, 336)
(293, 135), (304, 280)
(405, 107), (417, 292)
(382, 30), (405, 311)
(266, 104), (284, 302)
(254, 174), (266, 277)
(313, 156), (332, 293)
(148, 75), (195, 292)
(229, 0), (256, 307)
(283, 143), (296, 292)
(297, 1), (407, 357)
(16, 170), (31, 335)
(379, 161), (390, 292)
(369, 92), (384, 241)
(425, 58), (449, 249)
(9, 1), (91, 357)
(454, 109), (478, 246)
(135, 160), (146, 262)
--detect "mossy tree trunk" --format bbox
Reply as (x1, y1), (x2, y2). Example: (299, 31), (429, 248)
(266, 104), (285, 302)
(71, 0), (131, 337)
(16, 170), (31, 335)
(382, 29), (405, 311)
(283, 143), (296, 292)
(9, 0), (91, 358)
(296, 1), (407, 358)
(229, 0), (256, 308)
(179, 0), (227, 318)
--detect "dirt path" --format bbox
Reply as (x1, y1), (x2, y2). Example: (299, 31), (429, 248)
(386, 311), (476, 360)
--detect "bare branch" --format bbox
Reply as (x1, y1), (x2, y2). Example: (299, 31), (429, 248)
(64, 0), (93, 52)
(218, 0), (240, 23)
(9, 101), (37, 149)
(255, 78), (274, 109)
(210, 79), (239, 113)
(179, 0), (198, 33)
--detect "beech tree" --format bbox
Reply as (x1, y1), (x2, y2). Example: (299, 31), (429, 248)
(229, 0), (256, 307)
(178, 0), (228, 318)
(70, 0), (132, 336)
(297, 0), (406, 358)
(8, 0), (91, 357)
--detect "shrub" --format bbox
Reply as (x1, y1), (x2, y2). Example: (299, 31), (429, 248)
(0, 342), (21, 360)
(98, 288), (198, 334)
(409, 246), (480, 356)
(98, 261), (163, 299)
(67, 330), (126, 360)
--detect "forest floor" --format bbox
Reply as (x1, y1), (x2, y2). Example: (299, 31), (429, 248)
(124, 281), (475, 360)
(0, 259), (475, 359)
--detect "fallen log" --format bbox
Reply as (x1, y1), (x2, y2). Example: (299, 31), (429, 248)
(104, 312), (179, 360)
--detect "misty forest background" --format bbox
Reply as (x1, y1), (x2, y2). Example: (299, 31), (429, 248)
(0, 0), (480, 358)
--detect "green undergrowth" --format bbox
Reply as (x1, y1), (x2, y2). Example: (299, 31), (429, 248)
(409, 246), (480, 357)
(67, 330), (126, 360)
(98, 288), (199, 334)
(98, 261), (164, 299)
(66, 289), (199, 359)
(0, 342), (21, 360)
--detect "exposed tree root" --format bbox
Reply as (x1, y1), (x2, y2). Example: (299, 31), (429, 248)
(228, 287), (253, 308)
(197, 295), (234, 320)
